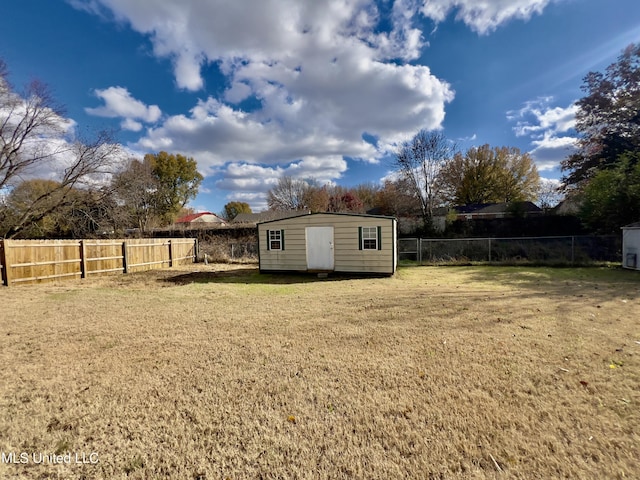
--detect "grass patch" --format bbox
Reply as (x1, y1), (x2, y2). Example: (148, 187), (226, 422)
(0, 263), (638, 479)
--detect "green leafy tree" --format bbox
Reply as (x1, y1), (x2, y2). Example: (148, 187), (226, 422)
(562, 43), (640, 187)
(145, 151), (203, 224)
(579, 153), (640, 233)
(223, 201), (252, 221)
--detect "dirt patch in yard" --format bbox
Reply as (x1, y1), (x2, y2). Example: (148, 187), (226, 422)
(0, 265), (638, 479)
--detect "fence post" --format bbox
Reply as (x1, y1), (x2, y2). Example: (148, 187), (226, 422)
(488, 238), (492, 263)
(79, 240), (88, 278)
(168, 239), (174, 267)
(122, 241), (129, 273)
(0, 240), (10, 287)
(418, 238), (422, 263)
(571, 236), (575, 264)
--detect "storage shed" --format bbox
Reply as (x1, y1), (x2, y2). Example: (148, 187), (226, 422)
(622, 222), (640, 270)
(258, 212), (397, 275)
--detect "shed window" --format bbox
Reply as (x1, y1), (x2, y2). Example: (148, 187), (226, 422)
(267, 229), (284, 250)
(359, 226), (381, 250)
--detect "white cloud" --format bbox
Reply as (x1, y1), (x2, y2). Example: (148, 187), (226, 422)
(419, 0), (553, 35)
(120, 118), (143, 132)
(529, 133), (577, 171)
(457, 133), (477, 142)
(214, 156), (348, 211)
(86, 86), (162, 124)
(132, 63), (448, 172)
(508, 97), (578, 171)
(72, 0), (557, 206)
(509, 97), (578, 137)
(224, 82), (252, 104)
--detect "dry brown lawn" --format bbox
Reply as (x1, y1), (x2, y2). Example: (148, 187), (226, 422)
(0, 264), (638, 479)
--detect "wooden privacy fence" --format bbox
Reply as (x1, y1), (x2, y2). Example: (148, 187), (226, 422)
(0, 238), (197, 286)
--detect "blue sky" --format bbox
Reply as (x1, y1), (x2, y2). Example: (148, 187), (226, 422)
(1, 0), (639, 214)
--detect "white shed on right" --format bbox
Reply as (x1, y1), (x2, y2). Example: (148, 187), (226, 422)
(622, 222), (640, 270)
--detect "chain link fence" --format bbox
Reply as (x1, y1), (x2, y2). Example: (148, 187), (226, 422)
(399, 236), (621, 265)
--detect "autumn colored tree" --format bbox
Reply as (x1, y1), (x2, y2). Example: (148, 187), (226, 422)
(328, 188), (364, 213)
(562, 43), (640, 187)
(303, 185), (330, 212)
(375, 178), (421, 217)
(352, 182), (381, 212)
(439, 145), (539, 205)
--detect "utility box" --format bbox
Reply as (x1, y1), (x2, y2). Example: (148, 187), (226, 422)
(621, 223), (640, 271)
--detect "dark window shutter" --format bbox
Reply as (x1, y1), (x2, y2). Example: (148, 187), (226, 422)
(266, 230), (270, 250)
(280, 230), (285, 250)
(377, 226), (382, 250)
(358, 227), (362, 250)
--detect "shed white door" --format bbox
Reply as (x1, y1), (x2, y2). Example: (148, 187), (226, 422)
(306, 227), (334, 270)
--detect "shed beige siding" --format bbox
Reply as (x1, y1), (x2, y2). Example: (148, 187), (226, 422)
(622, 227), (640, 270)
(258, 213), (396, 274)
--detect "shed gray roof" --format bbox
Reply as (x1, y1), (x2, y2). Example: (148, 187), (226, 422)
(232, 210), (309, 224)
(257, 211), (397, 226)
(622, 222), (640, 229)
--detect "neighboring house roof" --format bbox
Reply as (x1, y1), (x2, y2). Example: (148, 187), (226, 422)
(175, 212), (225, 224)
(552, 198), (581, 215)
(455, 203), (494, 214)
(433, 202), (542, 217)
(475, 201), (541, 214)
(232, 210), (310, 224)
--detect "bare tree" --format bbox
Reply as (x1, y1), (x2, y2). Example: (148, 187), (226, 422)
(537, 178), (565, 211)
(267, 176), (309, 211)
(393, 130), (456, 229)
(0, 59), (123, 238)
(112, 158), (161, 233)
(2, 131), (122, 238)
(0, 60), (69, 191)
